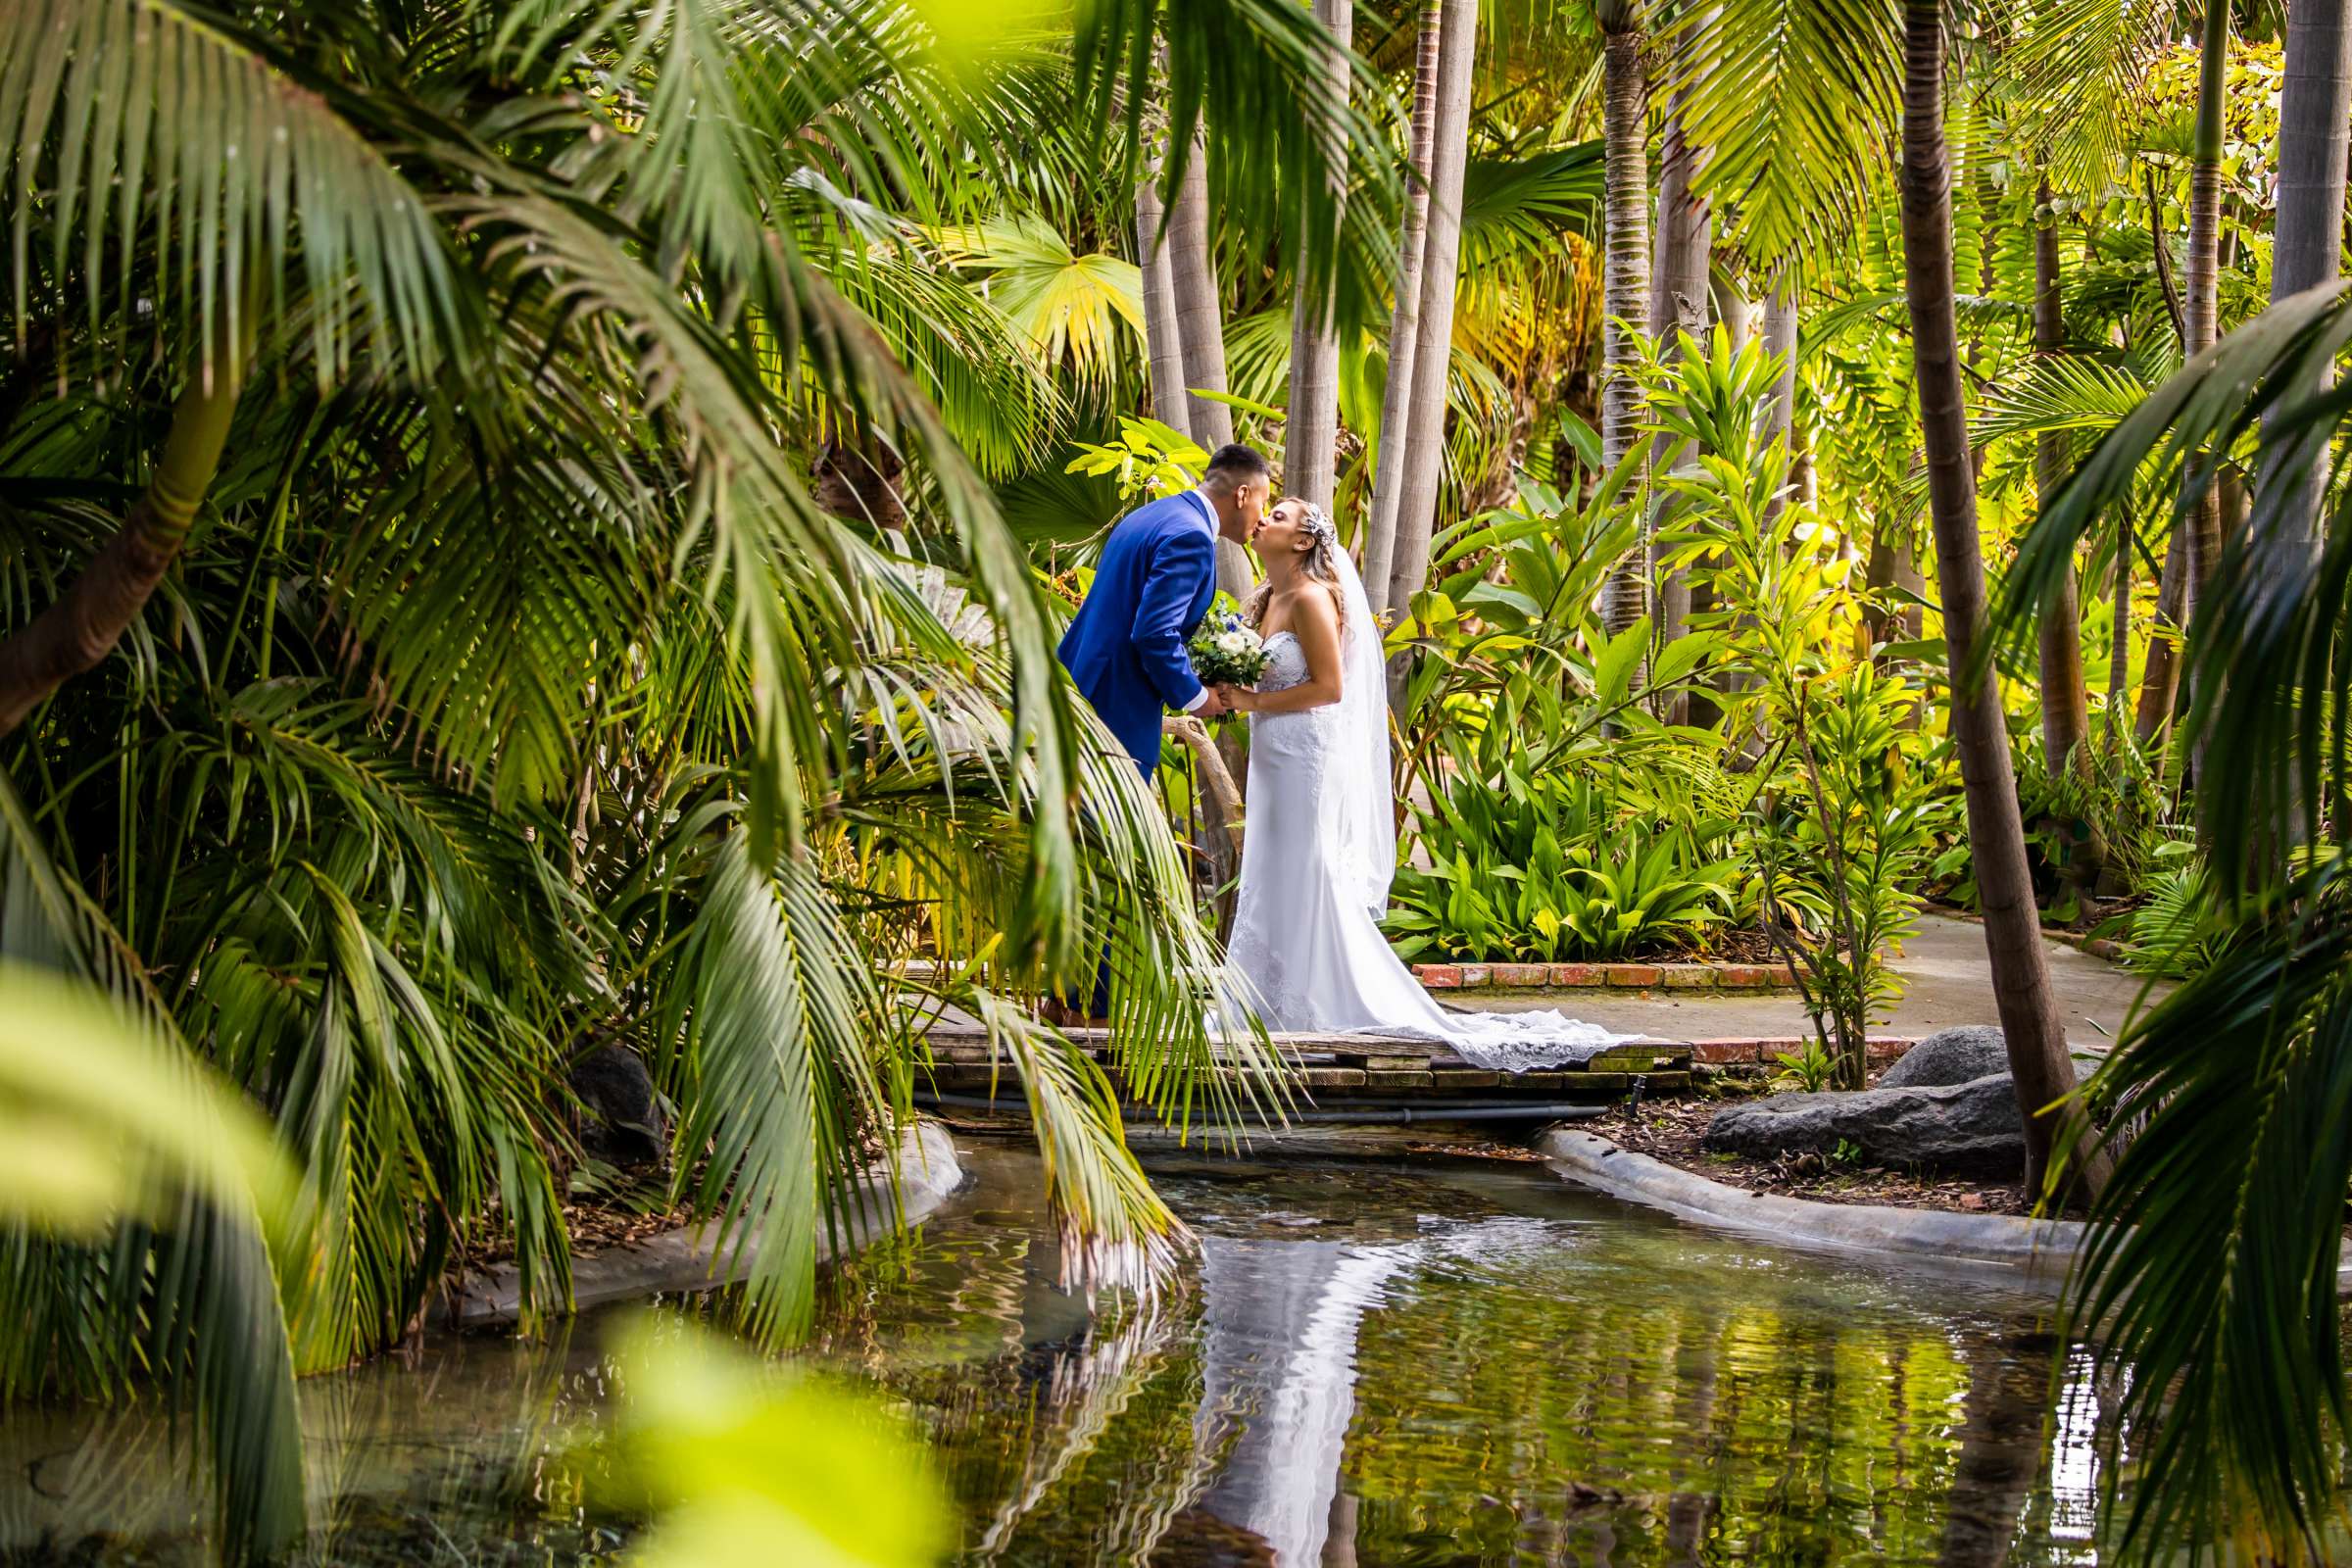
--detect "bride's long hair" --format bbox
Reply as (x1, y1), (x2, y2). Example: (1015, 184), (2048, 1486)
(1245, 498), (1348, 634)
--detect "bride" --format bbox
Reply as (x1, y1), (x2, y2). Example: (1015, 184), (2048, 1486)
(1215, 498), (1628, 1071)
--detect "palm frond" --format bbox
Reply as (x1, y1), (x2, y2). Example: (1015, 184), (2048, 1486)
(1669, 0), (1903, 274)
(0, 0), (465, 380)
(928, 216), (1146, 392)
(1073, 0), (1402, 337)
(0, 777), (307, 1564)
(2001, 0), (2176, 194)
(1458, 143), (1605, 274)
(662, 828), (887, 1347)
(2065, 881), (2352, 1563)
(1971, 354), (2151, 449)
(955, 987), (1189, 1299)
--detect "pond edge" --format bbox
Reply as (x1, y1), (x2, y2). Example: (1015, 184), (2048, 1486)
(438, 1118), (964, 1331)
(1541, 1127), (2352, 1296)
(1540, 1126), (2082, 1289)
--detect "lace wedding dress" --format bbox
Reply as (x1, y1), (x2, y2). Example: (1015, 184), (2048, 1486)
(1223, 553), (1629, 1071)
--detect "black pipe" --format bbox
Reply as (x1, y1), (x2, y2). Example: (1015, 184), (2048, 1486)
(912, 1092), (1612, 1127)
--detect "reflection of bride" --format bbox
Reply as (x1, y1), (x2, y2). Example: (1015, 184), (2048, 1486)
(1217, 499), (1628, 1071)
(1195, 1237), (1412, 1566)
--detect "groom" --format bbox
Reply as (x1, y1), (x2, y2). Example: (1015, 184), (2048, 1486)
(1057, 443), (1271, 775)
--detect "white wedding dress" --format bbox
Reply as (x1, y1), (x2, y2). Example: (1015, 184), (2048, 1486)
(1222, 553), (1629, 1071)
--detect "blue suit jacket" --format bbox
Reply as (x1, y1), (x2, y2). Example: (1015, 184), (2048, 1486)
(1058, 490), (1220, 772)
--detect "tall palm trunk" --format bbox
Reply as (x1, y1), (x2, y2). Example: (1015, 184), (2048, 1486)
(1596, 0), (1652, 639)
(2034, 193), (2091, 778)
(2135, 2), (2231, 752)
(1898, 0), (2108, 1201)
(1166, 134), (1254, 599)
(1761, 286), (1799, 520)
(2258, 0), (2352, 572)
(1378, 0), (1479, 617)
(1361, 5), (1444, 613)
(1286, 0), (1355, 514)
(1648, 11), (1712, 670)
(1136, 156), (1194, 445)
(0, 324), (253, 737)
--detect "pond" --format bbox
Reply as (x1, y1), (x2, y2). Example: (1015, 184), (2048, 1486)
(6, 1136), (2131, 1566)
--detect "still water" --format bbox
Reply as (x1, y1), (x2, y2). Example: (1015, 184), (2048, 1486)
(5, 1137), (2130, 1566)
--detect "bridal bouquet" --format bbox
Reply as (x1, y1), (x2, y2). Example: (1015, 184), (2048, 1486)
(1189, 612), (1269, 689)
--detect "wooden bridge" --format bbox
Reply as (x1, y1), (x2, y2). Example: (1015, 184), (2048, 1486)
(920, 1025), (1693, 1123)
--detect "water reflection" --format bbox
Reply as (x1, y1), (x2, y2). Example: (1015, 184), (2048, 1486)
(6, 1140), (2149, 1565)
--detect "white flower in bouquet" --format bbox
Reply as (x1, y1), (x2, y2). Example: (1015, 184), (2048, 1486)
(1188, 613), (1269, 690)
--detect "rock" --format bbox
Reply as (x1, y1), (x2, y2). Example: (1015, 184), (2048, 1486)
(568, 1044), (668, 1167)
(1701, 1073), (2026, 1179)
(1878, 1026), (2010, 1089)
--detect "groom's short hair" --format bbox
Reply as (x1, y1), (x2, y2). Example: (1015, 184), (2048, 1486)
(1201, 444), (1271, 490)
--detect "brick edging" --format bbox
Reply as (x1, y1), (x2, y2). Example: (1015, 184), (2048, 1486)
(1688, 1036), (1916, 1065)
(1412, 959), (1799, 992)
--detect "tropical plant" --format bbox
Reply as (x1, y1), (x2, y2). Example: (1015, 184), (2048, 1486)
(1747, 667), (1948, 1088)
(0, 959), (308, 1560)
(0, 0), (1396, 1554)
(1385, 770), (1740, 962)
(1769, 1040), (1838, 1093)
(2003, 247), (2352, 1562)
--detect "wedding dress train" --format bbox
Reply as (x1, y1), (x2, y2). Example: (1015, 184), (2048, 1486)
(1224, 586), (1629, 1071)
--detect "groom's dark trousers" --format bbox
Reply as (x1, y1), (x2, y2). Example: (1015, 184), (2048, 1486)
(1054, 489), (1221, 1013)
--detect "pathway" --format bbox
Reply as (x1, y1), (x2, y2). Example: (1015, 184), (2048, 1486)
(1461, 911), (2170, 1054)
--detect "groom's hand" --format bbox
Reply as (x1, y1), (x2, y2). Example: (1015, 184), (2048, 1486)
(1191, 687), (1229, 718)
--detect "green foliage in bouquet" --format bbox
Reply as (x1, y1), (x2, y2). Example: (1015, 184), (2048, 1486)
(1189, 610), (1272, 689)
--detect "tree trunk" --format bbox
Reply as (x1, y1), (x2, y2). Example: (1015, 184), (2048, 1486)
(1378, 0), (1479, 617)
(1762, 286), (1799, 529)
(2132, 518), (2184, 747)
(1898, 0), (2108, 1201)
(1596, 3), (1653, 639)
(1166, 132), (1255, 599)
(1647, 34), (1713, 349)
(2257, 0), (2352, 574)
(1136, 157), (1194, 444)
(1361, 5), (1444, 612)
(2034, 193), (2092, 780)
(2138, 4), (2233, 754)
(0, 330), (253, 738)
(1648, 25), (1712, 679)
(1286, 0), (1355, 514)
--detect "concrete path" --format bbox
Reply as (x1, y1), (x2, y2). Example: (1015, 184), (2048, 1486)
(1462, 911), (2172, 1054)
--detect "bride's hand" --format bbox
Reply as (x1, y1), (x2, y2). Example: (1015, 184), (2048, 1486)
(1217, 683), (1257, 712)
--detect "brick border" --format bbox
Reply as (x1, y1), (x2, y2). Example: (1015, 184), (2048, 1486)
(1687, 1036), (1916, 1066)
(1412, 959), (1799, 992)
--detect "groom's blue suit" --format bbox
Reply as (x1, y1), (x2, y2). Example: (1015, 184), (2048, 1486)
(1057, 489), (1220, 775)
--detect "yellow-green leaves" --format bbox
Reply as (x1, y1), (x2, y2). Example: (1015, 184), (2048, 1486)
(0, 960), (294, 1239)
(605, 1317), (953, 1568)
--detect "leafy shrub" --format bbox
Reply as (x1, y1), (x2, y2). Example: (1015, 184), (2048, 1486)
(1383, 769), (1740, 961)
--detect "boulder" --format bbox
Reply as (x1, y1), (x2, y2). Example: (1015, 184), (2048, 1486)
(1877, 1025), (2009, 1089)
(1702, 1073), (2026, 1179)
(568, 1043), (668, 1167)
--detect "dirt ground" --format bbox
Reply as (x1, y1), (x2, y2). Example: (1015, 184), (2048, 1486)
(1576, 1075), (2032, 1216)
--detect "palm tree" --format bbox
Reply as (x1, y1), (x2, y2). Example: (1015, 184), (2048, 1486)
(0, 0), (1394, 1553)
(2007, 281), (2352, 1568)
(2033, 187), (2094, 779)
(1287, 0), (1356, 513)
(1363, 4), (1446, 612)
(1165, 138), (1255, 598)
(1897, 0), (2108, 1201)
(1595, 0), (1653, 640)
(1379, 0), (1482, 618)
(2257, 0), (2352, 566)
(1137, 161), (1196, 443)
